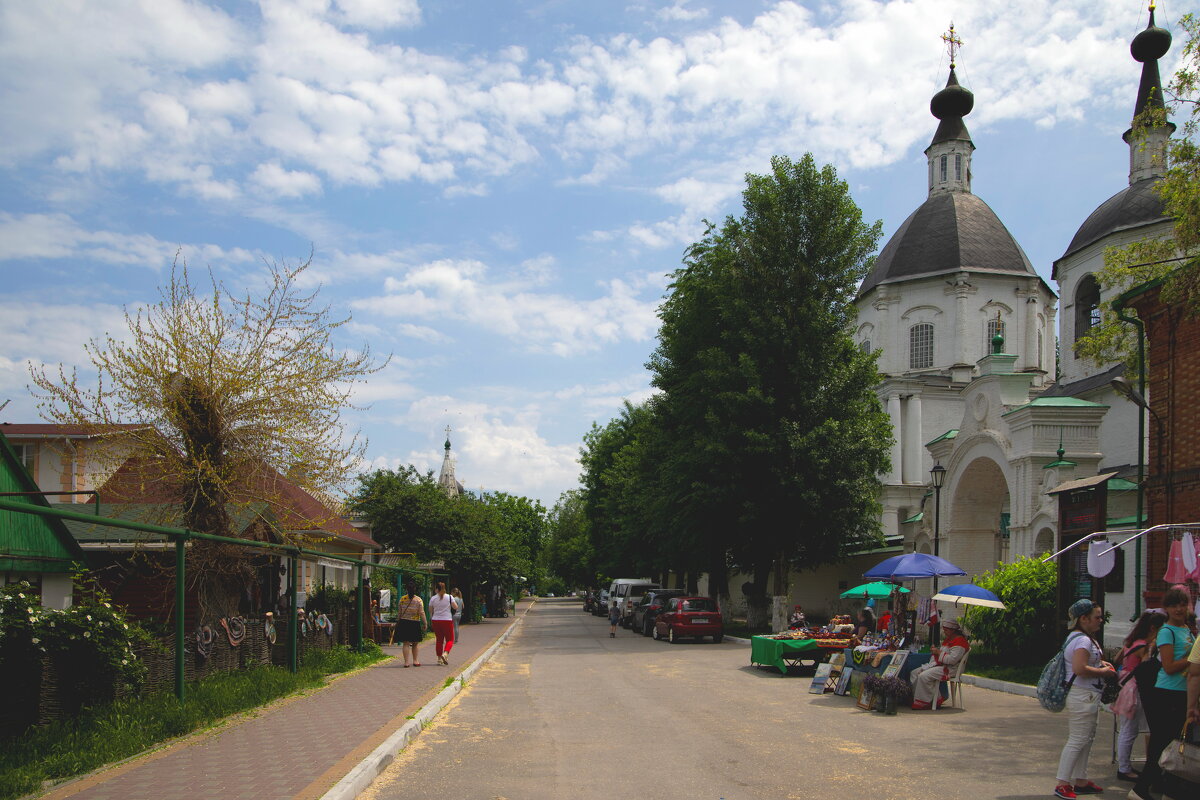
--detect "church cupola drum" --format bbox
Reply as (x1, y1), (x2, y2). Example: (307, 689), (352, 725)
(855, 24), (1053, 384)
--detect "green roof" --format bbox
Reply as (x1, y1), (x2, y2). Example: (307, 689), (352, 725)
(1003, 397), (1109, 416)
(1107, 514), (1147, 527)
(902, 511), (924, 524)
(1107, 478), (1138, 492)
(0, 432), (88, 573)
(926, 429), (959, 447)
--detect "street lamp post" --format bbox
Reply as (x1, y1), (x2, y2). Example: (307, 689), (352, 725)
(930, 462), (946, 647)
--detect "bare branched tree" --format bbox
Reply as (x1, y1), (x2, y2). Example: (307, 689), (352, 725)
(30, 256), (387, 615)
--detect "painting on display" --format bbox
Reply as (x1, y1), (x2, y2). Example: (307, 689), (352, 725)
(809, 662), (832, 694)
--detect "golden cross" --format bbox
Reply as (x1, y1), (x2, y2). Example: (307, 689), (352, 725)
(941, 22), (963, 69)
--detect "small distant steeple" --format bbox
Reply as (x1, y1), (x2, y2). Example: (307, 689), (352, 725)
(1125, 3), (1174, 183)
(926, 23), (976, 197)
(438, 425), (461, 498)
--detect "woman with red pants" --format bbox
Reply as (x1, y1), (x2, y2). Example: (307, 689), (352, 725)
(428, 582), (456, 666)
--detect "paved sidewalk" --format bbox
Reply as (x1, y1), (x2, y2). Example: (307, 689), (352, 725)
(41, 606), (526, 800)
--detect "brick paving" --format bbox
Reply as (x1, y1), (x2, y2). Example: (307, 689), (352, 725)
(42, 609), (523, 800)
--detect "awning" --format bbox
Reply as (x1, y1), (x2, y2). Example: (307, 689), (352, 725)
(1048, 471), (1119, 495)
(316, 557), (352, 571)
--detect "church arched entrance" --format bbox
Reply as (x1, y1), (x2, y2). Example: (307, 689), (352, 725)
(946, 456), (1011, 579)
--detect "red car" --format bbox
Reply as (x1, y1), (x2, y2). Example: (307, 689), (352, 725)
(653, 596), (724, 643)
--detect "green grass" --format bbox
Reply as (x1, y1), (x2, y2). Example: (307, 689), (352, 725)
(0, 644), (386, 800)
(964, 654), (1040, 686)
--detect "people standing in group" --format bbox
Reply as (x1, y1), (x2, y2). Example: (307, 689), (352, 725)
(1053, 598), (1116, 799)
(428, 582), (456, 666)
(1129, 587), (1196, 800)
(1113, 609), (1166, 783)
(397, 581), (426, 667)
(451, 587), (464, 641)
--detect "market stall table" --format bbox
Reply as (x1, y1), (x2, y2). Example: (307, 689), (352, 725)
(750, 635), (823, 674)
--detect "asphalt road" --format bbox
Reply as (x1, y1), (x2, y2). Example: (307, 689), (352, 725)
(360, 598), (1122, 800)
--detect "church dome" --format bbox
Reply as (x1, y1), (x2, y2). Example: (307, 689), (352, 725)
(858, 192), (1035, 297)
(1057, 178), (1169, 263)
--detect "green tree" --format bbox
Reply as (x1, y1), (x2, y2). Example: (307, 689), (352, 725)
(960, 554), (1058, 665)
(649, 154), (890, 623)
(1077, 13), (1200, 366)
(545, 489), (595, 588)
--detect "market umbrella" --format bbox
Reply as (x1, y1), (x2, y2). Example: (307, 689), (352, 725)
(839, 581), (911, 600)
(862, 552), (967, 580)
(932, 583), (1006, 610)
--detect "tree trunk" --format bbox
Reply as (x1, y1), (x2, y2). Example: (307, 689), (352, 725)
(770, 550), (789, 633)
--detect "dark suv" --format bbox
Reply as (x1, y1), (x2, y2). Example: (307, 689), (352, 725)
(632, 589), (688, 636)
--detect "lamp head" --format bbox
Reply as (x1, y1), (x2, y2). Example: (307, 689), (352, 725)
(930, 462), (947, 489)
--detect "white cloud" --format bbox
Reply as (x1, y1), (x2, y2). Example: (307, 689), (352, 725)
(1, 0), (1148, 209)
(400, 394), (581, 498)
(252, 161), (324, 198)
(334, 0), (422, 30)
(356, 258), (659, 355)
(0, 213), (257, 269)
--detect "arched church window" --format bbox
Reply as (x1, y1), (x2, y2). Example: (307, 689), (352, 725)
(955, 154), (962, 181)
(985, 317), (1006, 354)
(861, 339), (871, 354)
(910, 323), (934, 370)
(940, 155), (947, 183)
(1074, 275), (1101, 342)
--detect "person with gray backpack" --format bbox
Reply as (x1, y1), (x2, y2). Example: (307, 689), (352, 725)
(1049, 598), (1117, 799)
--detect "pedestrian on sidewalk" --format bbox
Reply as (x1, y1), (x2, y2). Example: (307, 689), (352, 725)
(608, 601), (620, 637)
(452, 587), (464, 640)
(430, 581), (456, 665)
(397, 581), (427, 667)
(1129, 586), (1195, 800)
(1112, 609), (1166, 782)
(1053, 598), (1116, 799)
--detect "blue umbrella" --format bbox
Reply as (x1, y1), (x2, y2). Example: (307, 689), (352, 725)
(862, 552), (967, 580)
(933, 583), (1006, 610)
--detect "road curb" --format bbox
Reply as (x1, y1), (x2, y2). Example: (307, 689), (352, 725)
(319, 606), (529, 800)
(959, 673), (1036, 698)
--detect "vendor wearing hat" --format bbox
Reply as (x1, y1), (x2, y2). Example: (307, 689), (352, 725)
(910, 618), (970, 710)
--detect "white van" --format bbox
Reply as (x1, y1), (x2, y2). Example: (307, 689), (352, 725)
(608, 578), (662, 627)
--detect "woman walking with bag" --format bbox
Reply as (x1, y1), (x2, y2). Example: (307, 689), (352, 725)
(1114, 610), (1167, 782)
(429, 582), (456, 666)
(1129, 587), (1196, 800)
(397, 581), (427, 667)
(1053, 598), (1117, 799)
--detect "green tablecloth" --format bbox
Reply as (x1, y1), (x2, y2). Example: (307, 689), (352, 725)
(750, 636), (822, 673)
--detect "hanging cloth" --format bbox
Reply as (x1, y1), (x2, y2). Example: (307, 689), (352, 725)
(1189, 535), (1200, 581)
(1087, 539), (1116, 578)
(379, 588), (391, 610)
(1164, 537), (1190, 583)
(1182, 532), (1197, 574)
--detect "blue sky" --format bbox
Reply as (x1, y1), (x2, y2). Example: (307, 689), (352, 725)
(0, 0), (1184, 508)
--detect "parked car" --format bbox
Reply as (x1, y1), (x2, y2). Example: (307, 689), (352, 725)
(632, 589), (688, 636)
(592, 588), (610, 616)
(654, 596), (724, 643)
(608, 578), (662, 627)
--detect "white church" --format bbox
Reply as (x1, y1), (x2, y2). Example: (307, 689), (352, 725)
(782, 12), (1175, 643)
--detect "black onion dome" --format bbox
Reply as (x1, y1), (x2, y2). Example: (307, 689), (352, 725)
(929, 68), (974, 145)
(857, 193), (1035, 297)
(1131, 10), (1171, 62)
(1057, 179), (1169, 264)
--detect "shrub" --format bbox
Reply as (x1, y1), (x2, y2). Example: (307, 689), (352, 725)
(960, 554), (1058, 666)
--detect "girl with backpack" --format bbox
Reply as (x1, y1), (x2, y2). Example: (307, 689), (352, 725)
(1053, 598), (1117, 799)
(1113, 609), (1167, 782)
(1129, 587), (1196, 800)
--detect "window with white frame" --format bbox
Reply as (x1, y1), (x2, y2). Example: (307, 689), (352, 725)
(985, 317), (1006, 354)
(910, 323), (934, 369)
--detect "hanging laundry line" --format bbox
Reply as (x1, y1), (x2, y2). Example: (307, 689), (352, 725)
(1093, 522), (1200, 559)
(1040, 529), (1141, 563)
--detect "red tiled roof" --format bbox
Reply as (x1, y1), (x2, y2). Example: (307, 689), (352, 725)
(100, 458), (379, 550)
(0, 423), (150, 438)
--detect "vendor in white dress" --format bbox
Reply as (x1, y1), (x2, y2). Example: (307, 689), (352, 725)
(910, 619), (970, 710)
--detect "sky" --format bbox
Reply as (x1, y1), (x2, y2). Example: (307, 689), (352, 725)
(0, 0), (1186, 509)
